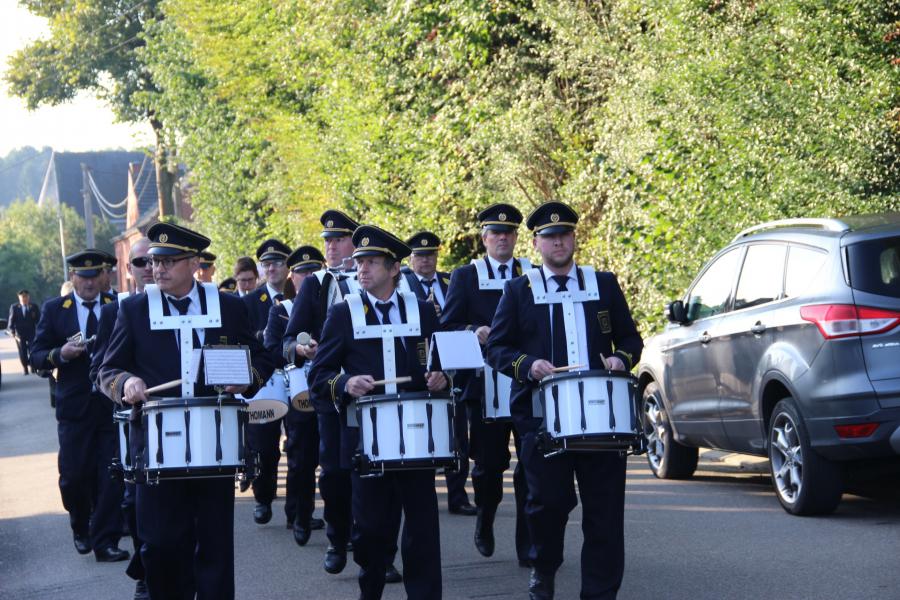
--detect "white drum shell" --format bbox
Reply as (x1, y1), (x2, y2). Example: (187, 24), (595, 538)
(541, 371), (638, 439)
(113, 409), (133, 477)
(244, 371), (288, 403)
(143, 402), (244, 472)
(358, 395), (455, 464)
(286, 365), (312, 411)
(483, 365), (513, 421)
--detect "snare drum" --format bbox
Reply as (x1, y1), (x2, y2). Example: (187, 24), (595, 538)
(140, 396), (249, 482)
(537, 370), (643, 455)
(483, 364), (512, 422)
(285, 365), (313, 412)
(354, 393), (458, 476)
(111, 409), (135, 483)
(240, 371), (289, 423)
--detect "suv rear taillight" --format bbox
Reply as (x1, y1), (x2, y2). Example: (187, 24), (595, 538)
(800, 304), (900, 339)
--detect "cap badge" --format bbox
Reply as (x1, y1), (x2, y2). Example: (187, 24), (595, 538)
(85, 260), (93, 267)
(421, 239), (428, 246)
(361, 237), (370, 247)
(159, 233), (169, 243)
(326, 220), (334, 228)
(551, 213), (560, 223)
(302, 253), (310, 260)
(499, 213), (507, 221)
(267, 246), (274, 254)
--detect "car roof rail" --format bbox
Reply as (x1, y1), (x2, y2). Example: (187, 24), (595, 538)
(731, 218), (851, 242)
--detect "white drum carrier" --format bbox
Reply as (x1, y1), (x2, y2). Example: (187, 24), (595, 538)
(345, 291), (460, 476)
(524, 266), (645, 455)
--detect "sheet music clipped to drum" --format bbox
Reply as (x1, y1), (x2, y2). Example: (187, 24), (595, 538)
(202, 346), (252, 386)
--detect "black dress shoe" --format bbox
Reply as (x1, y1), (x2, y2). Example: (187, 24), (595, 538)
(384, 564), (403, 584)
(238, 478), (251, 493)
(310, 517), (325, 530)
(292, 522), (311, 546)
(474, 509), (495, 557)
(323, 546), (347, 574)
(449, 502), (477, 516)
(95, 546), (130, 562)
(253, 502), (272, 524)
(73, 532), (91, 555)
(133, 580), (150, 600)
(528, 568), (555, 600)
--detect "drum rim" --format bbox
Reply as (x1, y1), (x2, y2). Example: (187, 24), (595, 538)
(540, 368), (637, 386)
(356, 391), (453, 405)
(143, 396), (248, 409)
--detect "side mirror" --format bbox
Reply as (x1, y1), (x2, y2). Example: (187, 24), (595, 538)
(665, 300), (687, 324)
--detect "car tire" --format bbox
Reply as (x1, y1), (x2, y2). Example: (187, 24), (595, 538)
(768, 398), (843, 516)
(642, 382), (698, 479)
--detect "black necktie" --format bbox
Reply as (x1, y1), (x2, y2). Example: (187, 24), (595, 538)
(168, 296), (202, 348)
(274, 293), (284, 303)
(83, 301), (98, 340)
(551, 275), (568, 366)
(498, 264), (509, 280)
(420, 279), (434, 296)
(376, 301), (408, 377)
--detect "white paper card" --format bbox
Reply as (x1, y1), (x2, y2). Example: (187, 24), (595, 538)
(429, 331), (484, 371)
(202, 346), (252, 386)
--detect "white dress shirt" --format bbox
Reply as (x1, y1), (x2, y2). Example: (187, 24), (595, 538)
(72, 292), (101, 338)
(416, 273), (446, 309)
(486, 255), (515, 280)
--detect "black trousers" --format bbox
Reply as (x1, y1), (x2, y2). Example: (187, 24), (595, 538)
(517, 429), (626, 600)
(15, 336), (32, 372)
(57, 412), (123, 551)
(246, 419), (282, 506)
(137, 478), (235, 600)
(443, 400), (471, 509)
(284, 411), (319, 525)
(468, 397), (530, 561)
(318, 411), (352, 547)
(352, 470), (441, 600)
(123, 482), (145, 581)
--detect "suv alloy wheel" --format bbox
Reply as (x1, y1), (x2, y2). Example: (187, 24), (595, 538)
(642, 382), (698, 479)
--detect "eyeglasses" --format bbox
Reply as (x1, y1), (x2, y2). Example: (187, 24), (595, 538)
(151, 256), (190, 269)
(262, 260), (286, 269)
(130, 257), (152, 268)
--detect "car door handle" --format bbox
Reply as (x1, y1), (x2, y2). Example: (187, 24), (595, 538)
(699, 332), (711, 344)
(750, 322), (766, 335)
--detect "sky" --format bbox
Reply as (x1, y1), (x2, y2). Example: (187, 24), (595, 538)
(0, 1), (153, 156)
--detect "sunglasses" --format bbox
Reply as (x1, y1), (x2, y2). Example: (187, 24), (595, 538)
(130, 257), (152, 268)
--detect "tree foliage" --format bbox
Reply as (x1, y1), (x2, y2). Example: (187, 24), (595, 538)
(143, 0), (900, 331)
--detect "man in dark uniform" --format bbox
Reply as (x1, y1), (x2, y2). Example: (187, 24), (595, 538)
(441, 203), (532, 564)
(8, 289), (40, 374)
(242, 238), (292, 524)
(98, 222), (274, 600)
(405, 231), (475, 516)
(487, 201), (643, 600)
(262, 245), (326, 545)
(30, 250), (128, 562)
(309, 224), (446, 600)
(90, 237), (154, 600)
(218, 278), (238, 294)
(283, 210), (359, 575)
(195, 251), (217, 283)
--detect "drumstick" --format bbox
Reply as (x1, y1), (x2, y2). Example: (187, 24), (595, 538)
(145, 379), (183, 394)
(371, 376), (412, 386)
(550, 364), (586, 373)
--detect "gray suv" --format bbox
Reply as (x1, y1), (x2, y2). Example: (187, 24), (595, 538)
(638, 215), (900, 515)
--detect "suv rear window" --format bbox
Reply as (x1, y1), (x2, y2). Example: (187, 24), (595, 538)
(847, 236), (900, 298)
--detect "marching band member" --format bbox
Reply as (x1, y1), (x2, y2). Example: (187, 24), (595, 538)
(98, 222), (274, 600)
(486, 202), (643, 600)
(218, 277), (238, 294)
(233, 256), (259, 297)
(194, 251), (217, 283)
(441, 203), (532, 564)
(89, 237), (154, 600)
(30, 250), (127, 563)
(283, 209), (361, 575)
(242, 238), (292, 524)
(308, 224), (446, 600)
(262, 245), (326, 544)
(404, 231), (475, 516)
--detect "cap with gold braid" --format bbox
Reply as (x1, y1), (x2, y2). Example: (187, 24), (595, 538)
(351, 225), (411, 261)
(67, 249), (114, 278)
(320, 210), (360, 239)
(406, 231), (441, 255)
(198, 251), (217, 269)
(287, 245), (325, 273)
(477, 203), (523, 232)
(218, 277), (237, 293)
(255, 239), (291, 262)
(526, 201), (579, 236)
(147, 222), (211, 257)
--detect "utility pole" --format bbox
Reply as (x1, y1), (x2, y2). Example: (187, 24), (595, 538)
(81, 163), (95, 248)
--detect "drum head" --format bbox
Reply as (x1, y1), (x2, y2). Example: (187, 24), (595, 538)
(247, 399), (288, 423)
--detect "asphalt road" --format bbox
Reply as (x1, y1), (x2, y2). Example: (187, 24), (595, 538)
(1, 334), (898, 599)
